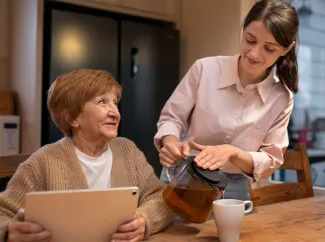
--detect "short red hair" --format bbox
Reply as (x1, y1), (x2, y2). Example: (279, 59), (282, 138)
(47, 69), (122, 136)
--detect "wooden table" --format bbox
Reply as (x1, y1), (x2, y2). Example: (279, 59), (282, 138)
(149, 196), (325, 242)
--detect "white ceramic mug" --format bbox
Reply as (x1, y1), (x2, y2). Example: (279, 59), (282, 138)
(213, 199), (253, 242)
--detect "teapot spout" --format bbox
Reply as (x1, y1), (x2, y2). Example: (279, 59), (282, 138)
(212, 188), (225, 200)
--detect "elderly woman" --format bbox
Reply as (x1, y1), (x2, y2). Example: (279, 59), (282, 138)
(0, 69), (172, 242)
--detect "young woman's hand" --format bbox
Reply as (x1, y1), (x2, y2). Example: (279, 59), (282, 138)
(191, 141), (238, 170)
(159, 135), (190, 167)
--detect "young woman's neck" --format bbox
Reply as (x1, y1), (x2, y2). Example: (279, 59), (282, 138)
(72, 132), (108, 157)
(238, 57), (269, 87)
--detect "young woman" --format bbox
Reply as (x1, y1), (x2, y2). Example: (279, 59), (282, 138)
(154, 0), (299, 200)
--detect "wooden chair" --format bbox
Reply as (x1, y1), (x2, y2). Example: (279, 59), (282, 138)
(250, 143), (314, 206)
(0, 154), (30, 191)
(0, 154), (30, 178)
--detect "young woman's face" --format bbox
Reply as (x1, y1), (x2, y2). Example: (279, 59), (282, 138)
(240, 20), (293, 75)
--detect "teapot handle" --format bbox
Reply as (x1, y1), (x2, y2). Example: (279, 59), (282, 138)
(165, 167), (174, 182)
(165, 160), (187, 183)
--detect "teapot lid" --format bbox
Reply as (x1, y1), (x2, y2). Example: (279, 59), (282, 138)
(186, 156), (228, 190)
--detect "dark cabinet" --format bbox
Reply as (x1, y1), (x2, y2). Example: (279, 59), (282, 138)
(42, 3), (180, 176)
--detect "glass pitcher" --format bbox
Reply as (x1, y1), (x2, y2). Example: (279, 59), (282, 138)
(162, 156), (228, 223)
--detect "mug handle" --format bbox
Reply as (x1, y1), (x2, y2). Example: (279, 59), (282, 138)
(244, 200), (253, 214)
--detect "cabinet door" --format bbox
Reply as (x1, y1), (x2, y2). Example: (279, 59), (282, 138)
(119, 20), (179, 176)
(42, 9), (118, 145)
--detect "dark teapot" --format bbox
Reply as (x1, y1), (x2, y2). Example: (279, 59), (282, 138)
(162, 156), (229, 223)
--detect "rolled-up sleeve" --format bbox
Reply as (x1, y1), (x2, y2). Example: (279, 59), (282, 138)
(154, 60), (202, 151)
(248, 97), (294, 182)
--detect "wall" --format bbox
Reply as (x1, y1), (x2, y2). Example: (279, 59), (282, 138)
(179, 0), (256, 76)
(0, 0), (9, 90)
(10, 0), (44, 153)
(179, 0), (240, 75)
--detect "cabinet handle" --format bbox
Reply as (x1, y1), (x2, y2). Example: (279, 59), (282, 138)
(131, 47), (139, 78)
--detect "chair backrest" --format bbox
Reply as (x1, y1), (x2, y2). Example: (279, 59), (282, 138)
(0, 154), (31, 178)
(250, 143), (314, 206)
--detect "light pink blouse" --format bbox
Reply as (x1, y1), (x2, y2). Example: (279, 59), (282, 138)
(154, 55), (293, 182)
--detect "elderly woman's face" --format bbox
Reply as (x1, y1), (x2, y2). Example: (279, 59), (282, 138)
(74, 90), (120, 141)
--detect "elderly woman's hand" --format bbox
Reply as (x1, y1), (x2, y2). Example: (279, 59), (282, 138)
(111, 214), (146, 242)
(7, 208), (52, 242)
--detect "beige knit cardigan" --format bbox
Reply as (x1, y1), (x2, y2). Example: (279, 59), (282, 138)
(0, 137), (173, 241)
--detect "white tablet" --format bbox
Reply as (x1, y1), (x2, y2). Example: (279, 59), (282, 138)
(25, 187), (139, 242)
